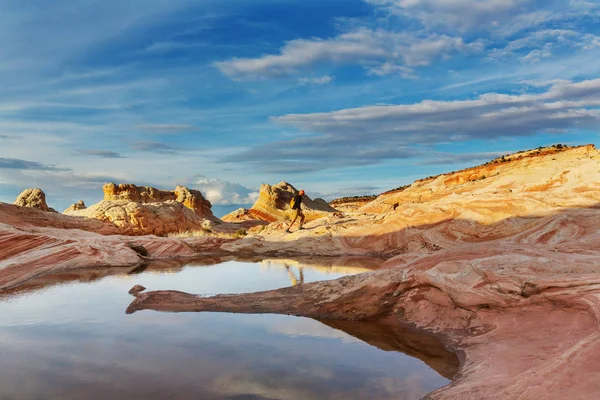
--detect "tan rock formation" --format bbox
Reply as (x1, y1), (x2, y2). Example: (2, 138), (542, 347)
(329, 195), (377, 212)
(1, 202), (118, 235)
(63, 200), (86, 213)
(63, 183), (218, 236)
(223, 181), (337, 223)
(360, 144), (597, 216)
(102, 183), (214, 218)
(0, 202), (235, 290)
(13, 188), (57, 213)
(65, 199), (209, 236)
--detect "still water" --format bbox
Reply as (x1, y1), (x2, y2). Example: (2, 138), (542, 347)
(0, 259), (453, 400)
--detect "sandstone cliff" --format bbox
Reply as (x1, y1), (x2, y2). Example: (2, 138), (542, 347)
(222, 181), (337, 223)
(13, 188), (57, 213)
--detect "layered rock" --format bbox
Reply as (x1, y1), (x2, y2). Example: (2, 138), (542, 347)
(1, 202), (118, 235)
(13, 188), (57, 213)
(64, 183), (217, 236)
(360, 144), (597, 216)
(0, 202), (235, 290)
(223, 145), (600, 256)
(128, 220), (600, 398)
(222, 181), (337, 223)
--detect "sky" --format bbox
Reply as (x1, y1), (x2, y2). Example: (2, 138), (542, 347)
(1, 0), (600, 215)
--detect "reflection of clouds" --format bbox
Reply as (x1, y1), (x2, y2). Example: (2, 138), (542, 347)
(213, 369), (427, 400)
(268, 318), (360, 344)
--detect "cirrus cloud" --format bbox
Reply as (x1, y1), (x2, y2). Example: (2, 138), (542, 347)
(215, 29), (484, 80)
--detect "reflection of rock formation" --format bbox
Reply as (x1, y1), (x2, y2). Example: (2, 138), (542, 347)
(320, 319), (459, 380)
(13, 188), (57, 213)
(260, 257), (383, 275)
(0, 258), (232, 297)
(64, 183), (217, 236)
(223, 181), (337, 223)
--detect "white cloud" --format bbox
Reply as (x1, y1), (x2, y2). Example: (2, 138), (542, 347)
(366, 0), (532, 32)
(488, 29), (600, 62)
(298, 76), (333, 85)
(220, 78), (600, 173)
(274, 78), (600, 141)
(194, 178), (259, 205)
(215, 29), (484, 80)
(367, 62), (416, 78)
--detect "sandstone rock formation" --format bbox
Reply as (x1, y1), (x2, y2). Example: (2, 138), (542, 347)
(103, 183), (214, 217)
(0, 202), (234, 290)
(223, 145), (600, 256)
(63, 200), (86, 213)
(5, 144), (600, 399)
(1, 202), (118, 235)
(65, 200), (209, 236)
(127, 144), (600, 399)
(64, 183), (218, 236)
(222, 181), (337, 223)
(13, 188), (57, 213)
(329, 195), (377, 212)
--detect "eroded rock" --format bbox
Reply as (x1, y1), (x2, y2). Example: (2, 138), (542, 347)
(223, 181), (337, 223)
(63, 200), (86, 213)
(13, 188), (57, 213)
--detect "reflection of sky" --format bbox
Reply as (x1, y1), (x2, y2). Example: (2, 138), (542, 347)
(0, 261), (449, 399)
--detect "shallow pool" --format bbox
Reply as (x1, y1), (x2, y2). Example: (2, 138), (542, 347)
(0, 258), (453, 400)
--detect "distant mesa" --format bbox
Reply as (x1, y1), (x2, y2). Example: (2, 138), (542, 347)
(64, 183), (218, 236)
(222, 181), (337, 223)
(13, 188), (58, 213)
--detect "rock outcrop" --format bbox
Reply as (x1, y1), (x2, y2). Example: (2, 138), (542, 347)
(63, 200), (86, 213)
(0, 202), (235, 290)
(64, 183), (218, 236)
(13, 188), (57, 213)
(329, 195), (377, 212)
(1, 202), (118, 235)
(65, 200), (210, 236)
(222, 181), (337, 223)
(103, 183), (214, 217)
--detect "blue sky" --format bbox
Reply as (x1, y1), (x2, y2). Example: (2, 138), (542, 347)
(1, 0), (600, 214)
